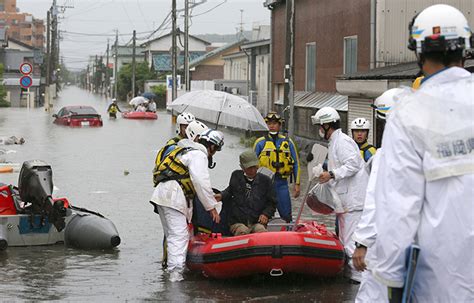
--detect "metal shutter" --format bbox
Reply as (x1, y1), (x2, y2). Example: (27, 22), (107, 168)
(348, 97), (375, 145)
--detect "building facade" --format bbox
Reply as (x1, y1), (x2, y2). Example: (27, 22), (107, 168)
(0, 0), (45, 49)
(141, 30), (209, 73)
(266, 0), (473, 143)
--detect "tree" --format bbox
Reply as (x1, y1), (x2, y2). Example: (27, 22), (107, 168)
(117, 62), (156, 101)
(0, 64), (9, 107)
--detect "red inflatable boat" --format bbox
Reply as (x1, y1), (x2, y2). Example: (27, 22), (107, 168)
(122, 111), (157, 120)
(187, 221), (344, 279)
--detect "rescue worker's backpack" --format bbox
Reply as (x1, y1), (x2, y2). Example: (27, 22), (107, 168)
(154, 136), (182, 168)
(152, 146), (196, 200)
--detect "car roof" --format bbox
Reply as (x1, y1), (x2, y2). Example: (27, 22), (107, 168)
(59, 105), (99, 115)
(61, 105), (96, 110)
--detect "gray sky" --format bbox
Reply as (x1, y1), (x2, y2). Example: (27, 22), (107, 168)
(17, 0), (270, 70)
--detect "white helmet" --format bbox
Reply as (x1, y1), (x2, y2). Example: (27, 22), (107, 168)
(351, 118), (370, 130)
(408, 4), (473, 55)
(311, 107), (340, 125)
(373, 88), (406, 120)
(177, 112), (195, 125)
(185, 120), (208, 141)
(199, 129), (224, 151)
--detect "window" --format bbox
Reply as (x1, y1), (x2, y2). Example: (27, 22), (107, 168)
(344, 36), (358, 74)
(305, 42), (316, 92)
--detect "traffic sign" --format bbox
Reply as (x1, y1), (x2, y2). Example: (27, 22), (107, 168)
(20, 76), (33, 89)
(20, 62), (33, 75)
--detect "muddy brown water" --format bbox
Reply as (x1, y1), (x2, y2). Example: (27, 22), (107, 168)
(0, 86), (358, 301)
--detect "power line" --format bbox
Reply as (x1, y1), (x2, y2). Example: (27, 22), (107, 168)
(136, 0), (152, 30)
(61, 30), (154, 37)
(191, 0), (227, 17)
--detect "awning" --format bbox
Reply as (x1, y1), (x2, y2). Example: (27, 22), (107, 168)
(275, 91), (348, 111)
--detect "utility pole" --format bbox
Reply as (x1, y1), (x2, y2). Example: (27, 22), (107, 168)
(94, 55), (98, 93)
(113, 30), (118, 99)
(283, 0), (295, 137)
(45, 9), (51, 110)
(171, 0), (177, 101)
(106, 39), (110, 98)
(51, 0), (58, 93)
(132, 29), (136, 97)
(184, 0), (190, 91)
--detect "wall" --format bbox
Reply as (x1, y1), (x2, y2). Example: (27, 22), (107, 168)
(223, 54), (247, 80)
(376, 0), (474, 66)
(271, 0), (371, 95)
(254, 53), (270, 113)
(190, 65), (223, 81)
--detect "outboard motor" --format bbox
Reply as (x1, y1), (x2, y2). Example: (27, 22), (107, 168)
(18, 160), (66, 231)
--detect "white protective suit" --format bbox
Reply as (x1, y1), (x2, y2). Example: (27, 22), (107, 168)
(352, 151), (388, 303)
(327, 128), (369, 282)
(373, 67), (474, 302)
(150, 139), (221, 275)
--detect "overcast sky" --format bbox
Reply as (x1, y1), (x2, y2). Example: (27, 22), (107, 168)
(17, 0), (270, 70)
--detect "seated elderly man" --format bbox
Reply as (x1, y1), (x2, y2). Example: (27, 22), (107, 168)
(216, 150), (276, 235)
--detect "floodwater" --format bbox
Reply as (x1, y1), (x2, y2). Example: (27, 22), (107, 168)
(0, 86), (358, 302)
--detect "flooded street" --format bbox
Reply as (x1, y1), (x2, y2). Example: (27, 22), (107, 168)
(0, 86), (357, 302)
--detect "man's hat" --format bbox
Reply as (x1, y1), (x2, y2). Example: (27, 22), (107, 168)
(239, 150), (259, 169)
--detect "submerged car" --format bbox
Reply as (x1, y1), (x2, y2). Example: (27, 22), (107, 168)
(53, 105), (103, 127)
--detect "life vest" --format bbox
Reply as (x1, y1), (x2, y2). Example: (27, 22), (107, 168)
(152, 147), (196, 200)
(258, 135), (294, 179)
(154, 136), (182, 167)
(108, 104), (118, 114)
(359, 142), (377, 162)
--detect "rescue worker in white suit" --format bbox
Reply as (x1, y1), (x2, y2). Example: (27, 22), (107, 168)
(372, 4), (474, 302)
(151, 125), (224, 282)
(311, 107), (369, 283)
(351, 88), (408, 303)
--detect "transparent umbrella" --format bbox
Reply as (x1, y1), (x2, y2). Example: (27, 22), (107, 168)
(170, 90), (268, 131)
(129, 96), (148, 107)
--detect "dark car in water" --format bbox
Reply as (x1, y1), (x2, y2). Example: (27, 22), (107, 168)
(53, 105), (103, 127)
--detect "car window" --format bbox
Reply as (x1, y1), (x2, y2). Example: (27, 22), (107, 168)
(69, 107), (98, 115)
(58, 108), (66, 117)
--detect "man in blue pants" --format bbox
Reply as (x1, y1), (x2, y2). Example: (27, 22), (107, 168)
(253, 112), (300, 222)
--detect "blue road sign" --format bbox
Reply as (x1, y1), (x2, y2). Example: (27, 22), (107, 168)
(20, 75), (33, 89)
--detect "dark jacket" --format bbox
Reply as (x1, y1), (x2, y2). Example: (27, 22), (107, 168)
(221, 170), (276, 226)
